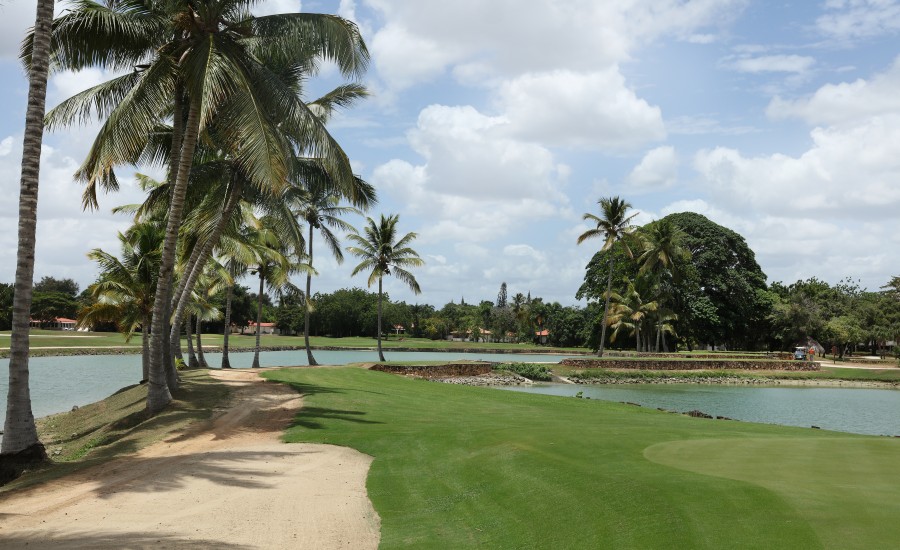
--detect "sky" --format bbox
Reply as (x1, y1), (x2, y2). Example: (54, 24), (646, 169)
(0, 0), (899, 308)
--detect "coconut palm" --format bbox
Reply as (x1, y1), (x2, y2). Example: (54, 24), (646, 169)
(637, 218), (690, 351)
(79, 221), (164, 381)
(2, 0), (55, 461)
(607, 283), (658, 351)
(289, 173), (373, 365)
(347, 214), (424, 362)
(577, 197), (638, 357)
(244, 216), (306, 369)
(38, 0), (369, 413)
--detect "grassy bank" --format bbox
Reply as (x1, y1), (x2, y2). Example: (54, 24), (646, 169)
(0, 331), (587, 356)
(265, 367), (900, 549)
(561, 365), (900, 385)
(1, 370), (229, 492)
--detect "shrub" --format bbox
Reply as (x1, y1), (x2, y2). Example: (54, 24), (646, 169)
(493, 362), (552, 381)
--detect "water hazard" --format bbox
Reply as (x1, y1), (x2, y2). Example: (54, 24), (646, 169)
(0, 349), (575, 422)
(500, 383), (900, 436)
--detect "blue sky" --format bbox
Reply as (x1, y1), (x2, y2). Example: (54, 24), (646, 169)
(1, 0), (899, 307)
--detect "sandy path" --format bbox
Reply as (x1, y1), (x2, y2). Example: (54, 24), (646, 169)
(0, 369), (380, 549)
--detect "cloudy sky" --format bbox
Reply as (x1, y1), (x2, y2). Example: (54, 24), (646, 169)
(1, 0), (899, 307)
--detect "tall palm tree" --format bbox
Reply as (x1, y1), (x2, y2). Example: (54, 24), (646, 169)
(2, 0), (55, 462)
(40, 0), (369, 414)
(245, 217), (305, 369)
(347, 214), (424, 362)
(637, 218), (690, 351)
(290, 178), (365, 365)
(577, 197), (638, 357)
(79, 221), (164, 382)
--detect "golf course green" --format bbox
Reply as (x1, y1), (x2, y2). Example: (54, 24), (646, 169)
(264, 367), (900, 549)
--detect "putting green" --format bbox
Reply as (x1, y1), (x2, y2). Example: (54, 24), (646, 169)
(644, 436), (900, 549)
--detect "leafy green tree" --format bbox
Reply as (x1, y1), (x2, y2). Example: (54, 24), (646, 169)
(347, 214), (424, 361)
(577, 197), (638, 356)
(33, 276), (78, 297)
(663, 212), (769, 350)
(0, 284), (14, 331)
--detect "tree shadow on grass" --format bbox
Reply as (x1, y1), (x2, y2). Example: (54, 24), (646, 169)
(288, 406), (383, 430)
(0, 530), (253, 549)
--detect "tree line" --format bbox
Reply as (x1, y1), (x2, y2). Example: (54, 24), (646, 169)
(577, 197), (900, 356)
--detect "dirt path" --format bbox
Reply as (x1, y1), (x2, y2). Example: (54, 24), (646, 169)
(0, 369), (380, 549)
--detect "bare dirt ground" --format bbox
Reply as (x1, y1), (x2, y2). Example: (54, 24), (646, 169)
(0, 369), (380, 549)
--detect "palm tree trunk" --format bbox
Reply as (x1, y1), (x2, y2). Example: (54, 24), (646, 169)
(222, 284), (233, 368)
(169, 177), (242, 353)
(1, 0), (53, 460)
(251, 271), (264, 368)
(173, 320), (184, 363)
(305, 225), (318, 366)
(141, 316), (150, 382)
(635, 328), (640, 352)
(186, 316), (198, 369)
(147, 95), (203, 414)
(164, 282), (179, 391)
(377, 276), (385, 362)
(598, 257), (615, 357)
(196, 315), (209, 369)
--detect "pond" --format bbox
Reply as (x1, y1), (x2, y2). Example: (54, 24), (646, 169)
(499, 383), (900, 437)
(0, 349), (575, 426)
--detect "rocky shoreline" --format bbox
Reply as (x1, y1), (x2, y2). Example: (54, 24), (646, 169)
(433, 372), (534, 386)
(564, 376), (899, 389)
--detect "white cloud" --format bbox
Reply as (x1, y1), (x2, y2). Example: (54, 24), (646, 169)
(251, 0), (302, 17)
(767, 56), (900, 125)
(371, 104), (571, 247)
(816, 0), (900, 41)
(727, 55), (816, 74)
(496, 69), (666, 152)
(0, 134), (147, 289)
(627, 146), (678, 190)
(365, 0), (747, 91)
(693, 113), (900, 218)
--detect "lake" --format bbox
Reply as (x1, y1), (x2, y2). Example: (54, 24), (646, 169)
(500, 383), (900, 436)
(0, 349), (575, 423)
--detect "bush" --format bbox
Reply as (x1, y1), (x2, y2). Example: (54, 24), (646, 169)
(493, 362), (552, 381)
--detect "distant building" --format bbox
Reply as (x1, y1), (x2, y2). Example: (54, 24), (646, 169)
(30, 317), (77, 331)
(235, 321), (279, 335)
(535, 329), (549, 345)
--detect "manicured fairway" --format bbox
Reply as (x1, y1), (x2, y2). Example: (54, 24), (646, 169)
(264, 367), (900, 549)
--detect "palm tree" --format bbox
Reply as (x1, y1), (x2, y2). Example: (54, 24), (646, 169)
(347, 214), (424, 362)
(79, 221), (164, 382)
(245, 216), (305, 369)
(2, 0), (55, 462)
(637, 218), (690, 351)
(40, 0), (369, 414)
(577, 197), (638, 357)
(287, 164), (375, 365)
(607, 283), (658, 351)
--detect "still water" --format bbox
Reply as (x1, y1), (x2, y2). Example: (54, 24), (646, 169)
(500, 383), (900, 436)
(0, 349), (574, 421)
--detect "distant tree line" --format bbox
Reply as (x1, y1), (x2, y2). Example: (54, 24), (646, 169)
(577, 206), (900, 354)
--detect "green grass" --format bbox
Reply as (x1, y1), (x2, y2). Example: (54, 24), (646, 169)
(0, 331), (587, 355)
(264, 367), (900, 549)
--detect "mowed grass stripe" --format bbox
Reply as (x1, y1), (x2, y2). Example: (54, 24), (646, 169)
(263, 367), (898, 548)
